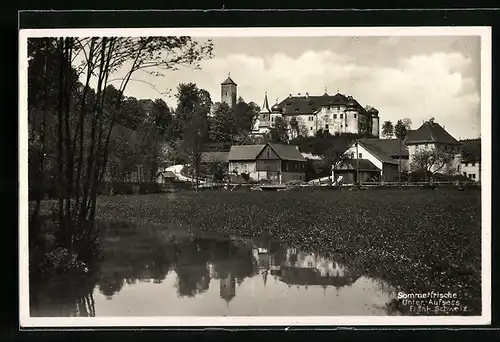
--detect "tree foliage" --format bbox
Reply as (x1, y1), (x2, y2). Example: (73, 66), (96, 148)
(28, 36), (213, 264)
(266, 116), (289, 143)
(381, 120), (394, 138)
(410, 148), (455, 180)
(394, 118), (412, 141)
(209, 102), (235, 148)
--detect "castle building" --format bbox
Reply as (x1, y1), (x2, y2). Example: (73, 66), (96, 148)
(252, 90), (380, 139)
(221, 73), (237, 108)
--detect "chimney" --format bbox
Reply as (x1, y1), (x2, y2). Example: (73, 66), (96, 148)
(289, 93), (292, 98)
(298, 93), (301, 97)
(305, 92), (309, 98)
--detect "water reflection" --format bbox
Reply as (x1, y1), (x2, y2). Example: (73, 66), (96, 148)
(30, 225), (399, 316)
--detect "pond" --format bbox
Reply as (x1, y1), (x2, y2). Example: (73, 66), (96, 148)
(30, 225), (400, 317)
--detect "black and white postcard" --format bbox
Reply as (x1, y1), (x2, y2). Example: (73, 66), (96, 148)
(19, 26), (491, 327)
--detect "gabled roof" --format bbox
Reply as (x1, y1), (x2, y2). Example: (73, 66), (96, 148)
(221, 76), (237, 86)
(334, 159), (381, 172)
(358, 138), (409, 164)
(267, 143), (306, 162)
(200, 151), (229, 163)
(274, 93), (368, 115)
(228, 144), (266, 161)
(228, 143), (306, 162)
(406, 121), (459, 145)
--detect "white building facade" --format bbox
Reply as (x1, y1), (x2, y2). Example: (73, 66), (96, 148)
(252, 91), (380, 139)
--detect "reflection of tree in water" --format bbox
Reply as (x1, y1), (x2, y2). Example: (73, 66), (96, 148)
(173, 239), (211, 297)
(96, 228), (175, 298)
(30, 272), (98, 317)
(211, 239), (258, 282)
(173, 238), (258, 299)
(98, 272), (125, 298)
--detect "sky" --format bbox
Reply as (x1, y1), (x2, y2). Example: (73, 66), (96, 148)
(108, 35), (481, 140)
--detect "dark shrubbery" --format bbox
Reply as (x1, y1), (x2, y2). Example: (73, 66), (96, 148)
(100, 182), (166, 195)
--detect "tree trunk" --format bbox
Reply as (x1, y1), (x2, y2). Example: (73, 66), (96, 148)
(56, 37), (67, 246)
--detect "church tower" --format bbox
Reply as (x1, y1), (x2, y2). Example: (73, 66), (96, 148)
(221, 73), (237, 108)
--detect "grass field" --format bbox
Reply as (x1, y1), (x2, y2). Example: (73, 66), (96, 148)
(37, 188), (483, 315)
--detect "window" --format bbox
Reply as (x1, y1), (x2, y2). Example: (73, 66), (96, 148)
(341, 124), (343, 128)
(325, 124), (329, 129)
(267, 150), (270, 158)
(463, 172), (467, 177)
(271, 117), (274, 122)
(346, 124), (348, 127)
(358, 153), (362, 158)
(354, 113), (357, 118)
(295, 108), (299, 112)
(333, 114), (337, 119)
(465, 163), (469, 167)
(340, 114), (344, 119)
(310, 127), (313, 130)
(472, 174), (476, 179)
(327, 106), (331, 110)
(472, 162), (476, 167)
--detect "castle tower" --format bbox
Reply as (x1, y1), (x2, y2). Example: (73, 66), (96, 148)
(369, 108), (380, 138)
(345, 97), (359, 135)
(221, 73), (237, 108)
(220, 274), (236, 304)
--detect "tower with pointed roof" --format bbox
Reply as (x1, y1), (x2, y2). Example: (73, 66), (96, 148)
(221, 73), (237, 108)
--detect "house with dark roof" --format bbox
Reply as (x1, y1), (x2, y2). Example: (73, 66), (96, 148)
(228, 143), (306, 183)
(460, 138), (481, 182)
(405, 120), (462, 175)
(333, 159), (382, 183)
(339, 138), (409, 182)
(252, 91), (380, 139)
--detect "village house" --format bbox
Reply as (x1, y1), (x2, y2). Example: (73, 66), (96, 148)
(228, 143), (306, 183)
(337, 138), (409, 183)
(405, 120), (462, 175)
(459, 138), (481, 182)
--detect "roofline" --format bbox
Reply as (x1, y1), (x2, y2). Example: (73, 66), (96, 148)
(405, 140), (461, 145)
(266, 143), (306, 162)
(350, 140), (402, 165)
(350, 140), (385, 165)
(229, 143), (305, 162)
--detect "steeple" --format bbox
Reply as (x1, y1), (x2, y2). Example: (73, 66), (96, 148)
(262, 91), (271, 113)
